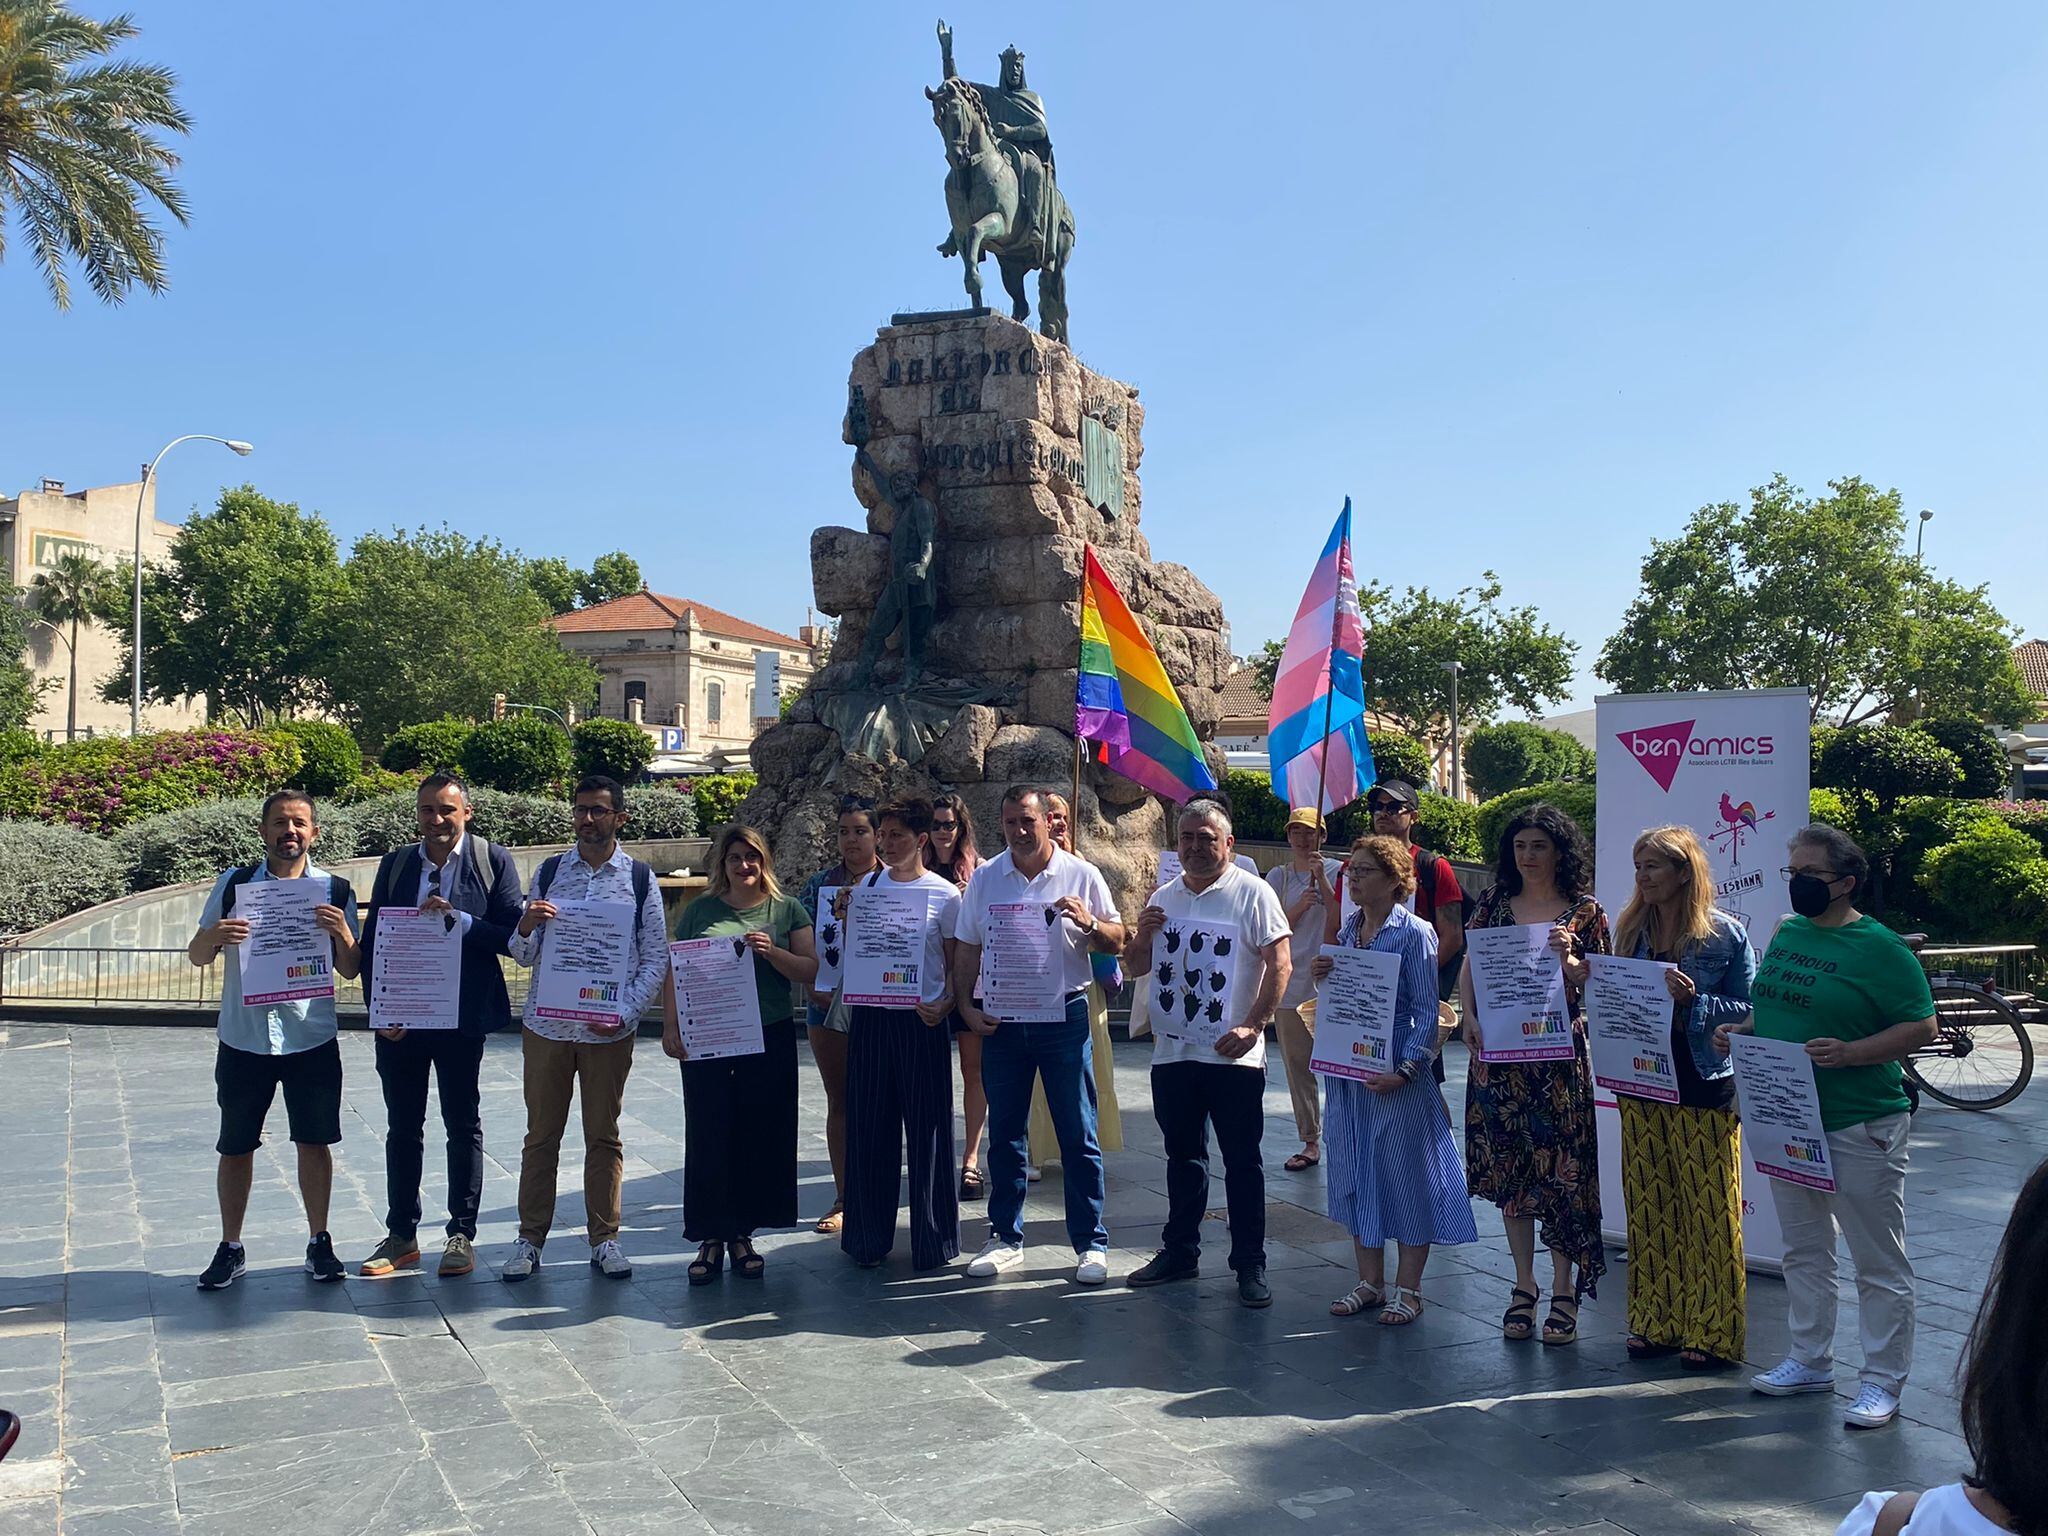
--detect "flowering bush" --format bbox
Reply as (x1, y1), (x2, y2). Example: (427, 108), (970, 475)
(0, 730), (305, 833)
(1989, 800), (2048, 858)
(0, 820), (127, 937)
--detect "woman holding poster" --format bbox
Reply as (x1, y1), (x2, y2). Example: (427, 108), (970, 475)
(671, 826), (817, 1282)
(1459, 803), (1610, 1343)
(1311, 837), (1477, 1326)
(1721, 825), (1937, 1430)
(795, 797), (880, 1233)
(1610, 826), (1756, 1371)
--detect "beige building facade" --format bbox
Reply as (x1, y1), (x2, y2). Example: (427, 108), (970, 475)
(2, 477), (201, 739)
(551, 590), (823, 761)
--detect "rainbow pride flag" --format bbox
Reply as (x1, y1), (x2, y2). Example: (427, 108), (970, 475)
(1266, 500), (1373, 813)
(1075, 545), (1218, 803)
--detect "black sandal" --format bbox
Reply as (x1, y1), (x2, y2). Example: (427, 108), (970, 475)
(1502, 1286), (1539, 1341)
(959, 1166), (986, 1202)
(1626, 1334), (1675, 1361)
(1680, 1349), (1732, 1371)
(1542, 1296), (1580, 1346)
(731, 1238), (765, 1279)
(687, 1241), (723, 1285)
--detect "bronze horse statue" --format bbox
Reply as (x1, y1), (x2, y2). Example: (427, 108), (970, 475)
(926, 75), (1075, 344)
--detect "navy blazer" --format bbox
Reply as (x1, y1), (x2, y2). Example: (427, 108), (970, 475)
(360, 838), (525, 1036)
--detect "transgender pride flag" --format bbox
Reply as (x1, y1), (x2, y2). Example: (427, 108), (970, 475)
(1265, 500), (1374, 814)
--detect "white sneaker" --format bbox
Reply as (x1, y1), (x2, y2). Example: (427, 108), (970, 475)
(501, 1237), (543, 1282)
(1750, 1357), (1834, 1396)
(964, 1238), (1025, 1277)
(1025, 1163), (1043, 1183)
(1075, 1248), (1110, 1286)
(590, 1239), (633, 1279)
(1843, 1382), (1901, 1428)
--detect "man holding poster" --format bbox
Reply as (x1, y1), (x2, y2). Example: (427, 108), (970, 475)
(1722, 824), (1938, 1430)
(1124, 801), (1290, 1308)
(356, 772), (525, 1282)
(503, 776), (668, 1283)
(839, 798), (963, 1271)
(186, 791), (360, 1291)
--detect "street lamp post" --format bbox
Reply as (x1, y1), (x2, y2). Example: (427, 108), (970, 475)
(26, 618), (75, 741)
(132, 435), (254, 735)
(1909, 509), (1933, 717)
(1442, 660), (1464, 800)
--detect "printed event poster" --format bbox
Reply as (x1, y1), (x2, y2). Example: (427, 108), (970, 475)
(236, 878), (336, 1005)
(1584, 954), (1681, 1103)
(812, 886), (844, 995)
(982, 902), (1065, 1022)
(1149, 917), (1241, 1049)
(669, 936), (765, 1060)
(1466, 923), (1572, 1061)
(1730, 1033), (1837, 1193)
(531, 899), (636, 1027)
(1309, 945), (1402, 1081)
(843, 884), (932, 1008)
(1155, 851), (1182, 889)
(368, 906), (462, 1031)
(1593, 687), (1812, 1270)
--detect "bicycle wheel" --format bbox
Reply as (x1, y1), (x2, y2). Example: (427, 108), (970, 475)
(1905, 982), (2035, 1110)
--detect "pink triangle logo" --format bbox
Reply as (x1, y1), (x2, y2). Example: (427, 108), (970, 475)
(1617, 719), (1695, 792)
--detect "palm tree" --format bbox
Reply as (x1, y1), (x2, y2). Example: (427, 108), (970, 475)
(0, 2), (191, 309)
(30, 550), (113, 739)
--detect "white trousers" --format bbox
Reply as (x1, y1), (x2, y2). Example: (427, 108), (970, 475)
(1770, 1111), (1913, 1393)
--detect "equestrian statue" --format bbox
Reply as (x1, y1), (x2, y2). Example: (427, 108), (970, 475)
(928, 20), (1077, 344)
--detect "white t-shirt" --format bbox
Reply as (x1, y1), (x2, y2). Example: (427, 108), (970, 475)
(956, 846), (1115, 998)
(1836, 1486), (2010, 1536)
(1266, 859), (1344, 1009)
(848, 867), (962, 1006)
(1139, 864), (1291, 1070)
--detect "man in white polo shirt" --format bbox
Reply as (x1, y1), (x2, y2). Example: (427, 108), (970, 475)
(953, 784), (1127, 1283)
(1125, 800), (1291, 1306)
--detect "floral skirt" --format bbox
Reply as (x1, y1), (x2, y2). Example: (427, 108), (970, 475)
(1464, 1030), (1606, 1299)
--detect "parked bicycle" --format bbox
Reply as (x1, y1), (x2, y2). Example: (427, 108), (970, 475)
(1901, 936), (2037, 1111)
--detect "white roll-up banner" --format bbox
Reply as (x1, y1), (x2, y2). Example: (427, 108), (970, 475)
(1593, 688), (1811, 1273)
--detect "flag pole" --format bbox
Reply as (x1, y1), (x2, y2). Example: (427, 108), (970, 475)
(1308, 506), (1347, 822)
(1070, 733), (1084, 854)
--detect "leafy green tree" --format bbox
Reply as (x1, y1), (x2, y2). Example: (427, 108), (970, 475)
(1463, 721), (1596, 801)
(577, 551), (642, 608)
(28, 550), (116, 740)
(326, 528), (597, 748)
(0, 3), (191, 309)
(1246, 640), (1285, 701)
(572, 717), (654, 783)
(525, 556), (581, 615)
(1816, 724), (1964, 812)
(1475, 782), (1600, 858)
(0, 559), (50, 731)
(1598, 475), (2035, 726)
(100, 487), (345, 726)
(460, 716), (572, 794)
(1917, 718), (2010, 800)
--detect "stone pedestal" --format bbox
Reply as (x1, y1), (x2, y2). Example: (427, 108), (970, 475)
(743, 312), (1232, 916)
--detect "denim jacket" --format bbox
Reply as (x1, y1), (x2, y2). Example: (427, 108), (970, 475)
(1625, 908), (1755, 1081)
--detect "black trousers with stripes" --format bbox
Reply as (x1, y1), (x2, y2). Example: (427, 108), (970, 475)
(843, 1006), (960, 1269)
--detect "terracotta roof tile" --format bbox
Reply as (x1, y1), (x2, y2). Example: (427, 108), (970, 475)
(1217, 669), (1267, 719)
(2018, 640), (2048, 700)
(551, 590), (807, 650)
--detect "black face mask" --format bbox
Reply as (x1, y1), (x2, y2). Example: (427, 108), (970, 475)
(1787, 873), (1839, 918)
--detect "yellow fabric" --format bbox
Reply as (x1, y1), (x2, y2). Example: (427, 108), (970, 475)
(1028, 983), (1123, 1160)
(1619, 1097), (1745, 1359)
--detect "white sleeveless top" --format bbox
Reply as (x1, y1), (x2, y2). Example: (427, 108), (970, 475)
(1837, 1486), (2010, 1536)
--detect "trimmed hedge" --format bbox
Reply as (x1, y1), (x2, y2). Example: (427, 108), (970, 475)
(1475, 782), (1599, 858)
(573, 718), (655, 784)
(334, 766), (419, 805)
(1922, 822), (2048, 943)
(461, 717), (572, 794)
(1463, 722), (1595, 801)
(0, 730), (41, 768)
(1918, 719), (2010, 800)
(270, 720), (363, 797)
(379, 719), (473, 773)
(623, 784), (699, 840)
(0, 729), (304, 833)
(119, 797), (363, 893)
(685, 773), (756, 830)
(0, 821), (127, 937)
(1412, 794), (1483, 862)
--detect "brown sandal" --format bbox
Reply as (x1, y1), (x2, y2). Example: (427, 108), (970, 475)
(813, 1203), (844, 1234)
(1502, 1286), (1538, 1341)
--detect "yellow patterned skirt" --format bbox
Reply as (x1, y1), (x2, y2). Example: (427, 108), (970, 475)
(1618, 1098), (1745, 1360)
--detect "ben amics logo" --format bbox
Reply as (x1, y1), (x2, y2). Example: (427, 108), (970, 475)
(1616, 717), (1776, 792)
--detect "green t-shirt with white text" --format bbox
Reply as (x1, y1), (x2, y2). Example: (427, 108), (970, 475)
(1751, 915), (1934, 1132)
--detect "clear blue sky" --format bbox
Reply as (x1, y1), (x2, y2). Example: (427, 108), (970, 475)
(6, 2), (2045, 710)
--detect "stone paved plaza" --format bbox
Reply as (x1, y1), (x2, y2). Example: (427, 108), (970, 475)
(0, 1019), (2037, 1535)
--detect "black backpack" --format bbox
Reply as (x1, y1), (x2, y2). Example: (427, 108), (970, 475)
(367, 835), (498, 913)
(222, 864), (350, 915)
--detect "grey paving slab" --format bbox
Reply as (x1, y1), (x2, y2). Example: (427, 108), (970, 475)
(2, 1018), (2042, 1534)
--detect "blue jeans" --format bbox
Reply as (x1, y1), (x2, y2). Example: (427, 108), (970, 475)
(981, 993), (1106, 1252)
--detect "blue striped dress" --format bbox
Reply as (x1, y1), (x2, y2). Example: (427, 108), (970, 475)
(1325, 904), (1480, 1248)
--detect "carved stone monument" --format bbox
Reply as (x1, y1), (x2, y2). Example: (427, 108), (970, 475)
(744, 311), (1232, 916)
(740, 27), (1231, 916)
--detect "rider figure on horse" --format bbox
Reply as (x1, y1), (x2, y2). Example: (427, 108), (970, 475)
(939, 21), (1056, 250)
